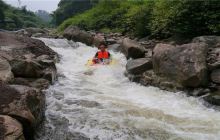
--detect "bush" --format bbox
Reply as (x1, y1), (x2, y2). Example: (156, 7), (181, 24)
(58, 0), (220, 38)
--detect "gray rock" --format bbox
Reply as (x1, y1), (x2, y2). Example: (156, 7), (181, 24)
(207, 48), (220, 70)
(203, 92), (220, 106)
(189, 88), (210, 97)
(63, 26), (93, 46)
(106, 38), (117, 45)
(153, 43), (208, 87)
(121, 38), (145, 59)
(10, 59), (43, 78)
(139, 70), (182, 91)
(108, 43), (121, 52)
(42, 68), (57, 83)
(211, 69), (220, 84)
(126, 58), (152, 75)
(0, 57), (13, 83)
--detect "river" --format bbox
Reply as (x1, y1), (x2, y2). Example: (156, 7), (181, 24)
(35, 38), (220, 140)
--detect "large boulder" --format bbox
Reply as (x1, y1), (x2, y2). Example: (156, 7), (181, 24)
(9, 56), (57, 83)
(0, 57), (13, 83)
(121, 38), (145, 59)
(0, 83), (45, 139)
(0, 31), (57, 61)
(10, 59), (43, 78)
(63, 26), (94, 46)
(153, 43), (208, 87)
(126, 58), (152, 75)
(0, 115), (25, 140)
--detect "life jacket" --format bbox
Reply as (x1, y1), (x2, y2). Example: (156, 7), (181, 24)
(97, 51), (109, 59)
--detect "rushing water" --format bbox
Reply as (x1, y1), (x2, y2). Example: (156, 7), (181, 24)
(36, 38), (220, 140)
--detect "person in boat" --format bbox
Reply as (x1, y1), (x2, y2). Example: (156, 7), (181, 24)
(92, 42), (111, 64)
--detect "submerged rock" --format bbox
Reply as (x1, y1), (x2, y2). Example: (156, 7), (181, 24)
(153, 43), (208, 88)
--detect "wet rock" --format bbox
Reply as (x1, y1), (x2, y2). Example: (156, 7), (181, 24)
(10, 59), (43, 78)
(30, 78), (50, 90)
(126, 58), (152, 75)
(188, 88), (210, 97)
(63, 26), (94, 46)
(139, 70), (182, 91)
(121, 38), (145, 59)
(0, 83), (45, 139)
(106, 38), (117, 45)
(92, 33), (105, 47)
(0, 57), (14, 83)
(42, 68), (57, 83)
(11, 78), (50, 90)
(11, 77), (30, 86)
(203, 92), (220, 106)
(0, 115), (25, 140)
(72, 100), (101, 108)
(108, 43), (121, 52)
(207, 48), (220, 70)
(126, 73), (142, 83)
(153, 43), (208, 88)
(144, 49), (153, 59)
(211, 69), (220, 84)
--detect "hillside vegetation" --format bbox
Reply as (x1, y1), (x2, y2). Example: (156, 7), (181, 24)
(52, 0), (98, 26)
(58, 0), (220, 38)
(0, 0), (49, 30)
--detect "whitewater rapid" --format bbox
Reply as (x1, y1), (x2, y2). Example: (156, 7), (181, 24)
(36, 38), (220, 140)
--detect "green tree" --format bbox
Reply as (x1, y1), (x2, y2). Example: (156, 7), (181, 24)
(52, 0), (98, 26)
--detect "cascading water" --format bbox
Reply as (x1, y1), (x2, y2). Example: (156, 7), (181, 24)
(36, 38), (220, 140)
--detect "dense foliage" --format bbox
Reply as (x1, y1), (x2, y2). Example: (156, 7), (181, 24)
(58, 0), (220, 38)
(52, 0), (98, 26)
(0, 0), (48, 30)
